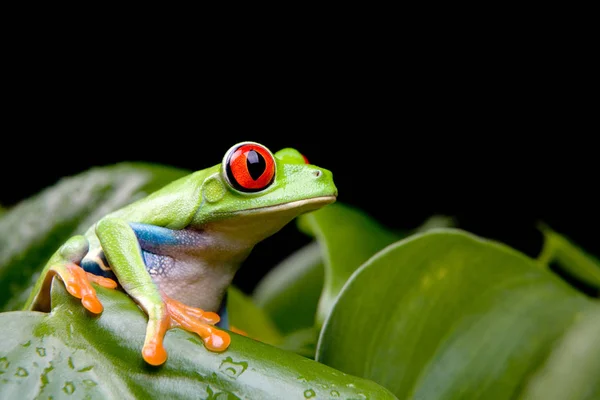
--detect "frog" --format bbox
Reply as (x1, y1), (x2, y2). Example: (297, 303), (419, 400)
(23, 141), (337, 366)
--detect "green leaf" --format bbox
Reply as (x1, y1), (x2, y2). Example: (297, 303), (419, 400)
(252, 241), (324, 334)
(316, 229), (600, 399)
(252, 209), (456, 352)
(537, 222), (600, 295)
(0, 163), (189, 312)
(519, 308), (600, 400)
(413, 214), (457, 233)
(297, 202), (401, 328)
(277, 327), (320, 359)
(226, 285), (283, 346)
(0, 280), (397, 400)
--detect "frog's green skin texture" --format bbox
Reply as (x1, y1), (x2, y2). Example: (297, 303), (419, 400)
(23, 141), (337, 366)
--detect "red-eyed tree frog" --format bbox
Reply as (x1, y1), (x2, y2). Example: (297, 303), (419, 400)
(24, 142), (337, 366)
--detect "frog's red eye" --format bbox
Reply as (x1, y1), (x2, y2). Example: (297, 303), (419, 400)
(224, 143), (275, 192)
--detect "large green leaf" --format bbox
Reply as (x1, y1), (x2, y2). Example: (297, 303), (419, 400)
(252, 241), (324, 334)
(253, 207), (455, 357)
(277, 327), (321, 359)
(537, 223), (600, 295)
(0, 162), (189, 312)
(296, 203), (401, 328)
(519, 308), (600, 400)
(316, 229), (599, 399)
(0, 280), (397, 400)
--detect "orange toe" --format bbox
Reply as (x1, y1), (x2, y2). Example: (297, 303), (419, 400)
(87, 272), (118, 289)
(63, 264), (105, 314)
(203, 329), (231, 352)
(81, 294), (103, 314)
(200, 311), (220, 325)
(64, 278), (83, 299)
(143, 341), (167, 366)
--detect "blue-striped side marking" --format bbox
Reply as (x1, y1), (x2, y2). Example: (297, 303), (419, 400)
(129, 222), (181, 247)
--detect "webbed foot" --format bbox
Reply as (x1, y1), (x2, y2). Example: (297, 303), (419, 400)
(61, 263), (118, 314)
(140, 294), (231, 366)
(165, 295), (231, 351)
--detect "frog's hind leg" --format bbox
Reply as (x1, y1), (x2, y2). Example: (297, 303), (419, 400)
(28, 235), (117, 313)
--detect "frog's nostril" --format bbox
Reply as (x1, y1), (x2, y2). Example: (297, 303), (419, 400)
(313, 170), (322, 178)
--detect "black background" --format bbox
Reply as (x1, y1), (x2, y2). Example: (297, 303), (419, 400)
(1, 60), (596, 294)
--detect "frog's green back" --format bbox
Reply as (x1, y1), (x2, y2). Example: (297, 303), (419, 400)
(103, 167), (217, 230)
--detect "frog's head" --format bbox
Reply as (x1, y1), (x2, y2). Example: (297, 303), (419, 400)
(191, 141), (337, 243)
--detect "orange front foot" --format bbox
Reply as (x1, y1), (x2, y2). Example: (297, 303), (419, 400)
(165, 296), (231, 352)
(140, 294), (232, 365)
(61, 263), (118, 314)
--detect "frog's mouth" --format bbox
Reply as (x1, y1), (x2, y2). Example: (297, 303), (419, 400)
(239, 195), (337, 216)
(202, 195), (336, 243)
(217, 195), (337, 219)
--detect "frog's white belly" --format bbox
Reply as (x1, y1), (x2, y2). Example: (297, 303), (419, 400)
(142, 251), (237, 311)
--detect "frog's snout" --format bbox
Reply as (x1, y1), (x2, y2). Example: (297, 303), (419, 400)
(312, 167), (338, 198)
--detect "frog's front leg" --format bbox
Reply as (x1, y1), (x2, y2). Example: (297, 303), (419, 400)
(95, 217), (230, 366)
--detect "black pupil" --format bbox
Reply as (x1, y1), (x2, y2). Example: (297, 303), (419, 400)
(246, 150), (266, 180)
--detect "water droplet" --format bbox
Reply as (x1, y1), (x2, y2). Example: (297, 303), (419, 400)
(63, 381), (75, 394)
(0, 357), (9, 370)
(36, 347), (46, 357)
(297, 375), (308, 383)
(83, 379), (97, 387)
(330, 390), (340, 397)
(205, 385), (241, 400)
(15, 367), (28, 377)
(21, 341), (31, 348)
(78, 366), (93, 373)
(347, 383), (356, 388)
(68, 357), (75, 369)
(40, 363), (55, 389)
(218, 357), (248, 379)
(304, 389), (316, 398)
